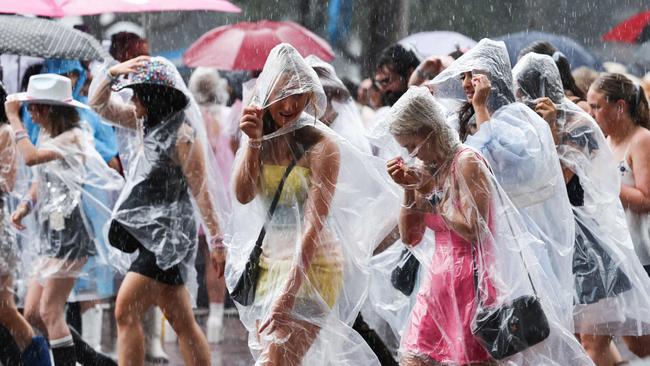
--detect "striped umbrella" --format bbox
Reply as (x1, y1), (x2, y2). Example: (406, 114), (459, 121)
(0, 15), (108, 61)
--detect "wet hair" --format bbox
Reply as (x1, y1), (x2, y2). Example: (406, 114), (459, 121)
(376, 44), (421, 80)
(21, 64), (44, 92)
(131, 84), (189, 126)
(30, 104), (80, 137)
(519, 41), (585, 100)
(591, 73), (650, 129)
(0, 83), (6, 124)
(341, 77), (358, 101)
(457, 102), (474, 142)
(109, 32), (149, 62)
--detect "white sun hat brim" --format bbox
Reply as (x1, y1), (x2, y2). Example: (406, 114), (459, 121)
(11, 92), (90, 110)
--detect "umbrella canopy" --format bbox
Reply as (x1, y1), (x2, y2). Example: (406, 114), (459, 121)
(603, 11), (650, 44)
(183, 20), (335, 70)
(0, 0), (240, 17)
(495, 31), (602, 71)
(0, 15), (108, 61)
(400, 31), (477, 58)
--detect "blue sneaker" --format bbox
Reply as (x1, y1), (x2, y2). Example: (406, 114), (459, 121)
(21, 336), (52, 366)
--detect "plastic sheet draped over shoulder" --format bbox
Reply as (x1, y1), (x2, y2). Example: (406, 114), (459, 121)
(513, 53), (650, 336)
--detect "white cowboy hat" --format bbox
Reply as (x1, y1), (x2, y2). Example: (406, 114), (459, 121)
(10, 74), (89, 110)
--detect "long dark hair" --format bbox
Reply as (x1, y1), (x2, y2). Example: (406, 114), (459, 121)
(592, 73), (650, 130)
(131, 84), (189, 126)
(457, 102), (474, 142)
(519, 41), (586, 100)
(36, 104), (80, 137)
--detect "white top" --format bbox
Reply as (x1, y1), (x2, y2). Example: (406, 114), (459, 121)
(619, 152), (650, 265)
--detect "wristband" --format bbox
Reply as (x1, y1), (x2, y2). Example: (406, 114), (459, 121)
(209, 235), (226, 250)
(248, 138), (262, 149)
(14, 129), (28, 143)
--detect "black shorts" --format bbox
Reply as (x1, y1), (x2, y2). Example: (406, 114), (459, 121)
(644, 265), (650, 279)
(129, 245), (184, 286)
(43, 207), (95, 260)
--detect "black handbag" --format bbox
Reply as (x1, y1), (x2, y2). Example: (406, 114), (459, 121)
(390, 249), (420, 296)
(230, 156), (300, 306)
(470, 198), (550, 359)
(107, 220), (140, 253)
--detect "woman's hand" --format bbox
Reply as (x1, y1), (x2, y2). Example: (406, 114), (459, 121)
(11, 203), (29, 230)
(210, 249), (226, 278)
(3, 99), (21, 120)
(533, 97), (557, 126)
(471, 74), (491, 108)
(258, 292), (295, 336)
(387, 157), (421, 187)
(108, 56), (150, 77)
(240, 106), (263, 140)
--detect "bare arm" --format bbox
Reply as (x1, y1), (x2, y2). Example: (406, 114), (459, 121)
(621, 133), (650, 214)
(398, 189), (427, 245)
(233, 106), (264, 204)
(4, 100), (60, 166)
(176, 124), (221, 237)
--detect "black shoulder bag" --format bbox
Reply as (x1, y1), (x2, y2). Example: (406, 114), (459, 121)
(470, 192), (550, 359)
(230, 152), (302, 306)
(390, 249), (420, 296)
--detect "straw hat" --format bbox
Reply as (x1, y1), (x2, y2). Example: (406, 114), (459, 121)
(12, 74), (89, 109)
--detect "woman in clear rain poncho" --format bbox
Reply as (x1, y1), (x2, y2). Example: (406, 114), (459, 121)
(5, 74), (124, 366)
(586, 73), (650, 363)
(88, 56), (227, 366)
(228, 43), (400, 365)
(304, 55), (372, 154)
(386, 86), (592, 366)
(427, 39), (575, 328)
(0, 82), (51, 365)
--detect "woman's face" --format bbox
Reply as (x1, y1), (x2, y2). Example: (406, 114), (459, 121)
(394, 132), (437, 165)
(27, 104), (50, 127)
(131, 93), (147, 119)
(267, 93), (310, 127)
(587, 88), (619, 135)
(461, 71), (474, 101)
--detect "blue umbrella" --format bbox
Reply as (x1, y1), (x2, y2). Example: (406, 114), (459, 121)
(495, 31), (603, 71)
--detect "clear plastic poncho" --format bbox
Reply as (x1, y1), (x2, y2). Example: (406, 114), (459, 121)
(428, 39), (576, 328)
(18, 117), (126, 283)
(513, 53), (650, 335)
(88, 57), (229, 300)
(226, 43), (401, 365)
(0, 123), (18, 285)
(387, 86), (592, 365)
(304, 55), (372, 154)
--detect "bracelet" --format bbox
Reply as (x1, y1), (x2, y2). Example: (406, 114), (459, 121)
(14, 129), (28, 143)
(209, 235), (226, 250)
(20, 197), (33, 213)
(248, 138), (262, 149)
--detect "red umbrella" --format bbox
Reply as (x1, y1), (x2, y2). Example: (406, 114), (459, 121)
(602, 10), (650, 44)
(0, 0), (240, 17)
(183, 20), (335, 70)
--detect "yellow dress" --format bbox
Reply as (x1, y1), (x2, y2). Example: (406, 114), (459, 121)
(255, 165), (343, 308)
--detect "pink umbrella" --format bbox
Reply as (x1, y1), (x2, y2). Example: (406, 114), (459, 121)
(0, 0), (240, 17)
(183, 20), (335, 70)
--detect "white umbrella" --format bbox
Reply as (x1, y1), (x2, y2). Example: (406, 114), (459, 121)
(400, 31), (477, 58)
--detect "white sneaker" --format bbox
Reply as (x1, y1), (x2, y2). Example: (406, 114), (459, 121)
(206, 303), (224, 343)
(81, 305), (102, 351)
(144, 307), (169, 363)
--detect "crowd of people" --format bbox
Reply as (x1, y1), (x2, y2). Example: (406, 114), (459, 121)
(0, 26), (649, 366)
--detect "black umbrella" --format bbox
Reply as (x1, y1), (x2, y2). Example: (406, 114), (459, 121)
(0, 15), (109, 61)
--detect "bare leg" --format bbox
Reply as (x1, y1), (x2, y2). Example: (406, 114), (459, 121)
(114, 272), (157, 366)
(0, 275), (34, 350)
(581, 334), (623, 366)
(24, 278), (46, 335)
(157, 283), (211, 366)
(622, 335), (650, 358)
(39, 275), (78, 340)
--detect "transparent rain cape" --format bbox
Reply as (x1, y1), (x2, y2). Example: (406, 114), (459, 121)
(226, 43), (401, 365)
(305, 55), (372, 154)
(19, 123), (126, 284)
(0, 124), (18, 284)
(513, 53), (650, 335)
(386, 87), (592, 365)
(88, 57), (229, 299)
(428, 39), (576, 327)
